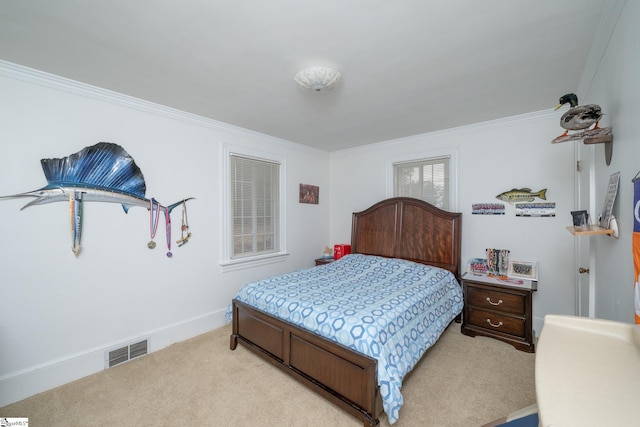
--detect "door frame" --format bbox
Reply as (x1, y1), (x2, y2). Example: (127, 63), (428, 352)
(576, 141), (596, 317)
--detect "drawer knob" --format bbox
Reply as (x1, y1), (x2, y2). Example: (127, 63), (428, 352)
(486, 297), (503, 306)
(486, 319), (504, 328)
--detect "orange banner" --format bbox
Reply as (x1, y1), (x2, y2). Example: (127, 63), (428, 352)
(634, 179), (640, 323)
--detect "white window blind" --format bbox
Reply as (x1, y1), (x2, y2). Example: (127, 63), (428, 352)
(393, 156), (450, 210)
(230, 154), (280, 258)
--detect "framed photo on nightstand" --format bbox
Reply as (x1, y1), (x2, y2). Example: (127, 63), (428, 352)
(508, 260), (538, 280)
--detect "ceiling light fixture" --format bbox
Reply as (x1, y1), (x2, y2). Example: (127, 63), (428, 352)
(294, 66), (342, 91)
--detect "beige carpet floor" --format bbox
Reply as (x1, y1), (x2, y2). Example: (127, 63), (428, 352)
(1, 323), (536, 426)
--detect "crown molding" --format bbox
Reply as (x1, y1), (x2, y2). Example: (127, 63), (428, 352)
(331, 109), (556, 157)
(0, 60), (327, 155)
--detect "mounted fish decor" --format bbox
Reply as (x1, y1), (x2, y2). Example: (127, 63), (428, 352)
(0, 142), (193, 257)
(496, 188), (547, 203)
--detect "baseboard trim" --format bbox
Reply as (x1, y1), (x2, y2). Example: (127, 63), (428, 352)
(0, 309), (228, 407)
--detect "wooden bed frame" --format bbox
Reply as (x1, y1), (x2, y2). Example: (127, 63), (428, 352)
(230, 197), (462, 426)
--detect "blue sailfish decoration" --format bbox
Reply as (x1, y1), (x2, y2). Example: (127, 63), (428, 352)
(0, 142), (193, 256)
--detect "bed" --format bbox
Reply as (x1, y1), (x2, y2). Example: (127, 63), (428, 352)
(229, 197), (462, 426)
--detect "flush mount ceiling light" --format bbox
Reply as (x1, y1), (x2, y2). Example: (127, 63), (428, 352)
(294, 66), (342, 91)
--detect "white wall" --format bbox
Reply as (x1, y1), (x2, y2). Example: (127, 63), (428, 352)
(0, 63), (330, 406)
(586, 0), (639, 321)
(330, 112), (576, 335)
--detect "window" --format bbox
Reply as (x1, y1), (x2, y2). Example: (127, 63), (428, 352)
(392, 156), (452, 210)
(222, 147), (286, 269)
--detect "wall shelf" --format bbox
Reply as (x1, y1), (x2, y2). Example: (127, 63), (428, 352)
(551, 127), (613, 165)
(565, 216), (618, 238)
(566, 225), (612, 235)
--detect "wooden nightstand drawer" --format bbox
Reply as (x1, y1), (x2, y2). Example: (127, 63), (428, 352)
(461, 273), (537, 353)
(466, 285), (526, 315)
(466, 307), (526, 337)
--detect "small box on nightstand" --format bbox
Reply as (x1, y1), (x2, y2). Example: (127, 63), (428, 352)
(333, 244), (351, 260)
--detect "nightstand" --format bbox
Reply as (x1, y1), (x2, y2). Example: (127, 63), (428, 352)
(461, 273), (537, 353)
(315, 257), (334, 266)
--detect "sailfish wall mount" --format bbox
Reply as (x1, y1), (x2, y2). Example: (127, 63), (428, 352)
(0, 142), (193, 257)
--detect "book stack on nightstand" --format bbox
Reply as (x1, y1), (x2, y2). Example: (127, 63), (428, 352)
(461, 272), (537, 353)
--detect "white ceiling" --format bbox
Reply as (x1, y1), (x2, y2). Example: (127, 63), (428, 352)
(0, 0), (608, 151)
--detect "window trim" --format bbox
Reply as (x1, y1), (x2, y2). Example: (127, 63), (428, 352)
(386, 147), (458, 211)
(220, 145), (288, 271)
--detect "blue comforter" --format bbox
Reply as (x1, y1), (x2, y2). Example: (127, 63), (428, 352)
(230, 253), (463, 424)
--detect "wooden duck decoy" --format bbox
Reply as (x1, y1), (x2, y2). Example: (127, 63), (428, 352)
(554, 93), (603, 134)
(551, 93), (613, 165)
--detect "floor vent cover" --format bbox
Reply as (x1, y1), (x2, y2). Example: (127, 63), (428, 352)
(107, 339), (148, 368)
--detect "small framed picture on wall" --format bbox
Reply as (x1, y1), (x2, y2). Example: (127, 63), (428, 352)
(299, 184), (319, 204)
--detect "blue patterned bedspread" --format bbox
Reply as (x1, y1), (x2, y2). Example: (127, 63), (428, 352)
(230, 253), (463, 424)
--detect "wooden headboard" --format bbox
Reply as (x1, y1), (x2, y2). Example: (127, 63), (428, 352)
(351, 197), (462, 279)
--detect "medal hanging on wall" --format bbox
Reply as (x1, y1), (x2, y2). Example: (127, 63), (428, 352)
(148, 198), (159, 249)
(176, 201), (191, 247)
(164, 206), (172, 258)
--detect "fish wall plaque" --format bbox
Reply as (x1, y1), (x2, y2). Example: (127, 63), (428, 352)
(0, 142), (193, 257)
(496, 188), (547, 203)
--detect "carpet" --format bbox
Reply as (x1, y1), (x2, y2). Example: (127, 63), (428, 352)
(1, 323), (536, 426)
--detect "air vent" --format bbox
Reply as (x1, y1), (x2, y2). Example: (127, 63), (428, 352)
(107, 339), (148, 368)
(108, 346), (129, 368)
(129, 340), (148, 359)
